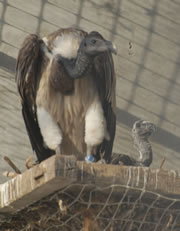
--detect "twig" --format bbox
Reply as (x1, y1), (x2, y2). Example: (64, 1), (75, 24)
(159, 157), (166, 169)
(25, 156), (36, 169)
(58, 200), (67, 216)
(4, 156), (21, 174)
(167, 214), (173, 227)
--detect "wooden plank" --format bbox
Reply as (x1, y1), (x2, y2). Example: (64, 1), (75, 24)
(0, 155), (77, 213)
(0, 155), (180, 215)
(76, 162), (180, 197)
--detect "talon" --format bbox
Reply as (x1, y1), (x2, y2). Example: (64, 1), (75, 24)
(85, 154), (96, 163)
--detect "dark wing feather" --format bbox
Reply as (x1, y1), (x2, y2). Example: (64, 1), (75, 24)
(94, 51), (116, 163)
(16, 34), (55, 162)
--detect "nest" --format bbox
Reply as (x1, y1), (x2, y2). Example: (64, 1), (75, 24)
(0, 155), (180, 231)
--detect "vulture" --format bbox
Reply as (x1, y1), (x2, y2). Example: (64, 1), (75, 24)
(111, 120), (155, 167)
(16, 28), (116, 163)
(132, 120), (155, 166)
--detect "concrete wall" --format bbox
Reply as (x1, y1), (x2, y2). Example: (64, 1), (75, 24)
(0, 0), (180, 182)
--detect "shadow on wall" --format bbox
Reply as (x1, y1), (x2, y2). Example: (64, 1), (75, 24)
(0, 52), (16, 73)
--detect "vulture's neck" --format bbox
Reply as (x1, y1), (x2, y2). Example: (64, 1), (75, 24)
(133, 135), (153, 167)
(59, 50), (93, 79)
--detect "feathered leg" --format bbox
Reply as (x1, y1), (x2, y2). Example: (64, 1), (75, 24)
(84, 100), (109, 163)
(37, 107), (63, 154)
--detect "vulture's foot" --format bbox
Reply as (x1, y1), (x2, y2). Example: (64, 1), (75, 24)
(85, 154), (96, 163)
(25, 156), (37, 169)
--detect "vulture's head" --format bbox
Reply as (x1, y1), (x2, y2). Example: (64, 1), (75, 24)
(80, 31), (117, 56)
(54, 31), (117, 80)
(132, 120), (156, 139)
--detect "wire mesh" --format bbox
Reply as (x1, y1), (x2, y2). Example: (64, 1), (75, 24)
(0, 178), (180, 231)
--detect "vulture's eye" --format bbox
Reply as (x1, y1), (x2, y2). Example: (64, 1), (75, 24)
(91, 39), (96, 44)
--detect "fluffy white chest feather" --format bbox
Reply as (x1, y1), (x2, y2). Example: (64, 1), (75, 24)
(36, 33), (108, 159)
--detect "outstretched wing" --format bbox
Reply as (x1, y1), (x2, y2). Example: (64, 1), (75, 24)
(16, 34), (55, 162)
(94, 50), (116, 163)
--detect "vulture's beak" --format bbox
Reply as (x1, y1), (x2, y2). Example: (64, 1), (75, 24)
(144, 121), (156, 133)
(105, 40), (117, 55)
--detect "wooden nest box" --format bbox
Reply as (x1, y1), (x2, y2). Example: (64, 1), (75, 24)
(0, 155), (180, 231)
